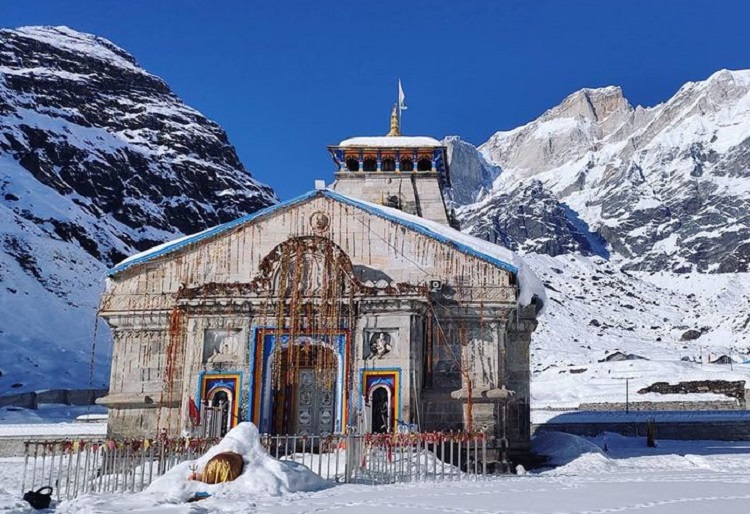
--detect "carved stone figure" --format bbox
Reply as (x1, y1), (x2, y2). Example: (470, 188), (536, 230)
(203, 330), (241, 364)
(369, 332), (392, 358)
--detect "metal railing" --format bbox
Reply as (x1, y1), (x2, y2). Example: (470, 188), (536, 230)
(261, 431), (488, 484)
(21, 436), (219, 501)
(22, 430), (489, 499)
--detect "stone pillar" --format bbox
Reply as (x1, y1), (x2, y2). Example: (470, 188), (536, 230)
(376, 149), (382, 172)
(502, 304), (538, 457)
(395, 150), (401, 172)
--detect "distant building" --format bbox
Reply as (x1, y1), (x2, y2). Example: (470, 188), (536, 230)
(97, 107), (544, 460)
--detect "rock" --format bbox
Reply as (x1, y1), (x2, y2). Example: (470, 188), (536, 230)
(681, 329), (703, 341)
(457, 179), (604, 257)
(637, 380), (746, 402)
(458, 70), (750, 273)
(0, 26), (277, 390)
(442, 136), (500, 206)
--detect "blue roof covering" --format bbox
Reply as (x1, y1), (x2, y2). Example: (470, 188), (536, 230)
(108, 189), (519, 276)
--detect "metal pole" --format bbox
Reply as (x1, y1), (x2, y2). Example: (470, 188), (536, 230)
(626, 378), (629, 414)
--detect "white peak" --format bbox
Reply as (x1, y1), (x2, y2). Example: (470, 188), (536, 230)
(551, 85), (631, 123)
(705, 68), (750, 85)
(675, 68), (750, 99)
(10, 25), (141, 71)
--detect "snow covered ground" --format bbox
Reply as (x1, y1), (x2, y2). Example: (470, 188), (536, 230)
(527, 253), (750, 409)
(3, 430), (750, 513)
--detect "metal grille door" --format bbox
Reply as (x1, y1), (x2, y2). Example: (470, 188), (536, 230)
(295, 368), (335, 435)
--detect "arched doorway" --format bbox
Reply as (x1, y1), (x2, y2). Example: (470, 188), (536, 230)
(270, 342), (338, 435)
(205, 386), (234, 437)
(346, 158), (359, 172)
(362, 157), (377, 171)
(370, 387), (391, 433)
(417, 158), (432, 171)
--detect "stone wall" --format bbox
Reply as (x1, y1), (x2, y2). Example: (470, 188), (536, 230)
(637, 380), (746, 405)
(0, 389), (108, 409)
(579, 400), (742, 411)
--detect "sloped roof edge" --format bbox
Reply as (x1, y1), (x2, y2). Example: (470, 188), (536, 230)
(107, 189), (519, 276)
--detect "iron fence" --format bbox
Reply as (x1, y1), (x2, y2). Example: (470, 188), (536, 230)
(22, 431), (489, 500)
(260, 431), (488, 484)
(21, 436), (219, 501)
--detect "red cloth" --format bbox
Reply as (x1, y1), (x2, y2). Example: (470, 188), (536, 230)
(189, 398), (201, 427)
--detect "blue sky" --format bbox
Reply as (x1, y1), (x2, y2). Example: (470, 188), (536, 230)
(3, 1), (750, 200)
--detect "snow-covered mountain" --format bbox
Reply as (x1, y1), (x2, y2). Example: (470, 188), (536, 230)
(0, 27), (276, 393)
(445, 71), (750, 408)
(527, 253), (750, 408)
(474, 70), (750, 273)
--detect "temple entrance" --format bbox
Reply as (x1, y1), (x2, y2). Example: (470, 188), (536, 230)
(209, 390), (231, 437)
(294, 368), (335, 435)
(271, 343), (337, 435)
(371, 387), (391, 433)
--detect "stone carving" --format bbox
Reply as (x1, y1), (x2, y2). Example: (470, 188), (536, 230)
(254, 236), (355, 297)
(309, 211), (330, 233)
(369, 332), (392, 358)
(203, 329), (241, 364)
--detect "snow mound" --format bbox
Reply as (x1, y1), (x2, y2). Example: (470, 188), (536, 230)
(58, 423), (329, 513)
(532, 430), (608, 467)
(148, 422), (330, 500)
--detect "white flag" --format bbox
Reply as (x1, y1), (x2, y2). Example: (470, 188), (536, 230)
(398, 79), (407, 110)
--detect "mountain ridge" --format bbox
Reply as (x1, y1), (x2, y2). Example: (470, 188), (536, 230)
(0, 26), (276, 394)
(458, 68), (750, 273)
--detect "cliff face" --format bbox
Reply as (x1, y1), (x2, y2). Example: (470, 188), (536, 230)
(469, 70), (750, 273)
(442, 72), (750, 407)
(0, 26), (276, 392)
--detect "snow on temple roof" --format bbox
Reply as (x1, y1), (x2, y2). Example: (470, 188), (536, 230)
(337, 136), (443, 148)
(108, 190), (546, 310)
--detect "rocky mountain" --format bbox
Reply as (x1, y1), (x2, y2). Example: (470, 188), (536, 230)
(526, 252), (750, 408)
(455, 69), (750, 273)
(456, 179), (606, 257)
(0, 26), (276, 393)
(444, 71), (750, 407)
(442, 136), (500, 206)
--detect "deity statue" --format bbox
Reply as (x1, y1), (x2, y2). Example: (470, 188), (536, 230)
(369, 332), (392, 358)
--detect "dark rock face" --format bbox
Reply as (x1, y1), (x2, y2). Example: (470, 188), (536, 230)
(442, 136), (500, 206)
(458, 180), (607, 257)
(638, 380), (746, 403)
(0, 26), (276, 263)
(0, 26), (277, 392)
(681, 329), (703, 341)
(473, 70), (750, 273)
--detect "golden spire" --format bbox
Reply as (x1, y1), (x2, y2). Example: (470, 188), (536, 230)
(386, 104), (400, 137)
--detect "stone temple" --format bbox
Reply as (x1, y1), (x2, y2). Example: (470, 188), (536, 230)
(97, 108), (544, 460)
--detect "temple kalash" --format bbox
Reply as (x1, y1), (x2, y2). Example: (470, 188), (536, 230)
(97, 102), (545, 463)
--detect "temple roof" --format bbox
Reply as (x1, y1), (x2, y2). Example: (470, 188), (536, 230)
(108, 189), (546, 310)
(337, 136), (442, 148)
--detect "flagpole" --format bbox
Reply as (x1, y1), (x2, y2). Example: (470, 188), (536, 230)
(398, 80), (402, 133)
